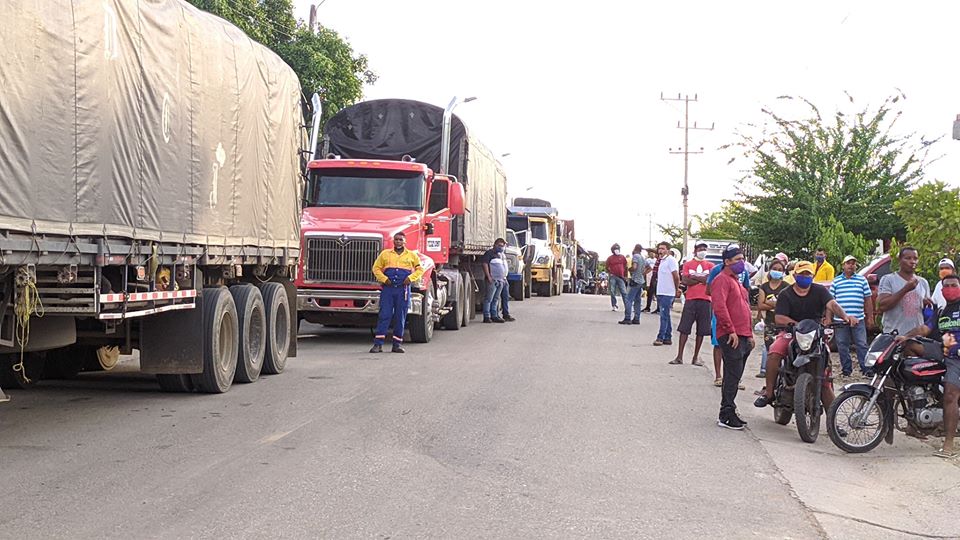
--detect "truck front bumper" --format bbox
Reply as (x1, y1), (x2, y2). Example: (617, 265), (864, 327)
(297, 288), (423, 315)
(531, 266), (551, 282)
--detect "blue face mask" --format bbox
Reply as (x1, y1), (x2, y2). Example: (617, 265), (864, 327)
(495, 246), (504, 253)
(816, 256), (826, 263)
(795, 275), (814, 288)
(769, 270), (785, 280)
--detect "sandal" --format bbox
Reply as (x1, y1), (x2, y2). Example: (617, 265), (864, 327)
(713, 378), (722, 387)
(653, 340), (664, 346)
(692, 358), (705, 367)
(934, 447), (959, 459)
(668, 358), (682, 365)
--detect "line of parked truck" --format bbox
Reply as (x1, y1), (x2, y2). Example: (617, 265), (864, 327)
(0, 0), (580, 400)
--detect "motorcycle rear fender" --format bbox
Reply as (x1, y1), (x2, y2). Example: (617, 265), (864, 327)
(840, 383), (896, 445)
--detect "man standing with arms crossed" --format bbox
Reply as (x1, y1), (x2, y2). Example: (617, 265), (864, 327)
(711, 245), (754, 430)
(370, 232), (424, 353)
(670, 242), (714, 365)
(606, 244), (628, 312)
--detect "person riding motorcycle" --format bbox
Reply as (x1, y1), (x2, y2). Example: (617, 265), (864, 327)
(754, 261), (859, 409)
(897, 273), (960, 458)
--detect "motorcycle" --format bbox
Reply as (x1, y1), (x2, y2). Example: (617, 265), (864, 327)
(826, 333), (947, 453)
(770, 320), (845, 443)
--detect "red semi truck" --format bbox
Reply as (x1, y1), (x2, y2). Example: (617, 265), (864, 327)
(297, 98), (508, 342)
(0, 1), (302, 397)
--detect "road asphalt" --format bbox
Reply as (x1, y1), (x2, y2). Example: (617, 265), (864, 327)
(0, 293), (956, 539)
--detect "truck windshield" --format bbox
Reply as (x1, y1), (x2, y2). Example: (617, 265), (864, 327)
(531, 222), (548, 241)
(308, 170), (424, 210)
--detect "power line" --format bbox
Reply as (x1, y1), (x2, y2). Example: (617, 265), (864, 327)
(660, 92), (714, 258)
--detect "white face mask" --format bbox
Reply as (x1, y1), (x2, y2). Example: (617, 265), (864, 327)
(695, 251), (706, 260)
(613, 249), (620, 255)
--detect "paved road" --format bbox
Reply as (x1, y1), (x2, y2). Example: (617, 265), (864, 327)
(1, 294), (957, 539)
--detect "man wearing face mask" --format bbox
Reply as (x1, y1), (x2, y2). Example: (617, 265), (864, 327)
(605, 244), (629, 312)
(710, 244), (754, 430)
(670, 242), (714, 364)
(931, 258), (956, 310)
(481, 238), (509, 323)
(754, 261), (858, 408)
(813, 248), (835, 283)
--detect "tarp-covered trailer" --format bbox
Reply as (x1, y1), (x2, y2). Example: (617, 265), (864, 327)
(0, 0), (304, 396)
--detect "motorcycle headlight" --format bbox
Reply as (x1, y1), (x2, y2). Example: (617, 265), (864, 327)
(864, 350), (881, 368)
(795, 330), (817, 352)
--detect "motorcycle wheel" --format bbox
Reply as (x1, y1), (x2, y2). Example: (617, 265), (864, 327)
(794, 372), (820, 443)
(826, 390), (887, 453)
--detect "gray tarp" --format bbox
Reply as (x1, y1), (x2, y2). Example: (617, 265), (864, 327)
(0, 0), (303, 249)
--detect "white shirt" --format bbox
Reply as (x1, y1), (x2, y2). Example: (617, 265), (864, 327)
(656, 255), (679, 296)
(933, 280), (946, 309)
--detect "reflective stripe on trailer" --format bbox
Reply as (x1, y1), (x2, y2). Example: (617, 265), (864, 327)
(98, 302), (196, 320)
(99, 290), (198, 304)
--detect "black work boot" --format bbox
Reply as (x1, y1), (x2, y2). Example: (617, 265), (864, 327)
(369, 344), (382, 353)
(392, 343), (405, 354)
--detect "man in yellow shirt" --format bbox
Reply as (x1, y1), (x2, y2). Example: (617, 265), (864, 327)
(370, 232), (424, 353)
(814, 247), (836, 283)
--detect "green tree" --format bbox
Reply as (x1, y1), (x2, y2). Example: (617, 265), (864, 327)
(725, 93), (936, 255)
(186, 0), (374, 122)
(656, 223), (686, 252)
(893, 181), (960, 283)
(814, 216), (875, 268)
(695, 203), (744, 240)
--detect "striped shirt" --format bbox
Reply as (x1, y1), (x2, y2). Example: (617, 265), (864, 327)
(829, 273), (871, 320)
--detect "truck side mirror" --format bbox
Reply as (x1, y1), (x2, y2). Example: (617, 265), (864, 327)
(448, 182), (466, 216)
(424, 222), (435, 234)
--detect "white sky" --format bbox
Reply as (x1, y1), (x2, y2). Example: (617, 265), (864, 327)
(294, 0), (960, 254)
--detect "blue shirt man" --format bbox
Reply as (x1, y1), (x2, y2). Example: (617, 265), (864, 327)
(829, 255), (875, 376)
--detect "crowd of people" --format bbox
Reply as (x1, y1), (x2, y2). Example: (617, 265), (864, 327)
(604, 242), (960, 453)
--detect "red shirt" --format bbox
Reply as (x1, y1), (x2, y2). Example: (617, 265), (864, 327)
(682, 259), (715, 301)
(711, 270), (753, 337)
(606, 254), (628, 279)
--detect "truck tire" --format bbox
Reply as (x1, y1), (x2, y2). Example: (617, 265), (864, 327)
(441, 282), (462, 331)
(0, 353), (44, 389)
(510, 280), (524, 301)
(230, 285), (266, 383)
(157, 374), (195, 393)
(461, 273), (472, 327)
(409, 285), (435, 343)
(259, 282), (291, 375)
(191, 287), (239, 394)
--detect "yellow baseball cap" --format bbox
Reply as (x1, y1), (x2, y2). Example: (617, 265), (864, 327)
(794, 261), (815, 275)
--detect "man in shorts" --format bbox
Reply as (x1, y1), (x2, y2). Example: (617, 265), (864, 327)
(670, 243), (714, 365)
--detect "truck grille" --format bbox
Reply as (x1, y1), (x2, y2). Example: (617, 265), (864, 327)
(305, 236), (381, 284)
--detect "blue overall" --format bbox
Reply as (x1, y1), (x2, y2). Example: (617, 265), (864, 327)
(374, 267), (413, 345)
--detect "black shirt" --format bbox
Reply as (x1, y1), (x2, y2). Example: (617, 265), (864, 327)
(775, 284), (833, 323)
(480, 248), (500, 265)
(759, 281), (789, 325)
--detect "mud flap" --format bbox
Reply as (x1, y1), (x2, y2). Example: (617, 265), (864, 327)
(140, 295), (204, 374)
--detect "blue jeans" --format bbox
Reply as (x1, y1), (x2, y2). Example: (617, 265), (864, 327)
(609, 276), (627, 307)
(483, 279), (504, 318)
(835, 322), (869, 374)
(499, 279), (511, 316)
(624, 284), (644, 321)
(657, 295), (675, 341)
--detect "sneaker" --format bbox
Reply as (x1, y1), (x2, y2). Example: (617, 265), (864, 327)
(642, 308), (651, 313)
(754, 394), (774, 408)
(483, 317), (492, 323)
(369, 344), (383, 353)
(651, 310), (659, 315)
(653, 340), (664, 346)
(717, 417), (745, 430)
(662, 340), (673, 346)
(392, 344), (405, 353)
(612, 306), (619, 312)
(631, 319), (640, 325)
(618, 320), (631, 325)
(755, 371), (766, 378)
(734, 414), (748, 426)
(491, 317), (506, 323)
(503, 315), (516, 322)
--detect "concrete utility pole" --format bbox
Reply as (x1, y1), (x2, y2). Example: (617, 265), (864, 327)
(660, 93), (713, 259)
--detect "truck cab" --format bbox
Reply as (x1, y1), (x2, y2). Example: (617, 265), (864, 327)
(510, 207), (563, 297)
(297, 158), (465, 343)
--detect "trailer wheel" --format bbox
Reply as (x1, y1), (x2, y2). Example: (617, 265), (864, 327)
(510, 280), (524, 301)
(157, 374), (195, 393)
(409, 284), (435, 343)
(191, 287), (239, 394)
(463, 273), (475, 323)
(441, 282), (462, 331)
(259, 282), (291, 375)
(0, 353), (45, 389)
(230, 285), (266, 383)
